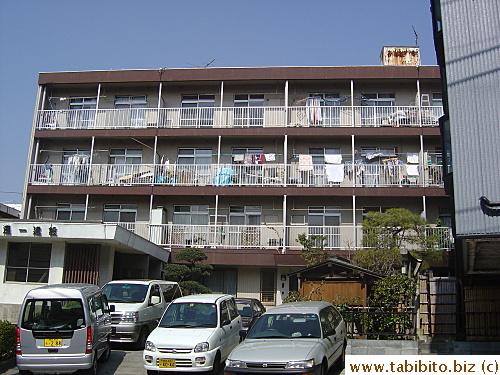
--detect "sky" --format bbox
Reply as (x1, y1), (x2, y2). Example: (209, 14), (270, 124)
(0, 0), (437, 205)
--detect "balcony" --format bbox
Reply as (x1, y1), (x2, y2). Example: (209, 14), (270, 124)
(35, 105), (443, 130)
(28, 162), (444, 188)
(113, 223), (454, 251)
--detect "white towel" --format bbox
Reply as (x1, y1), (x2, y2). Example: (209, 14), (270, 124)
(407, 165), (420, 176)
(324, 154), (342, 164)
(407, 153), (419, 164)
(325, 164), (344, 182)
(233, 154), (244, 162)
(265, 153), (276, 162)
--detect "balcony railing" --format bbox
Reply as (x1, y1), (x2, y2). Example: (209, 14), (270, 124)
(35, 106), (443, 130)
(29, 163), (443, 188)
(112, 223), (454, 251)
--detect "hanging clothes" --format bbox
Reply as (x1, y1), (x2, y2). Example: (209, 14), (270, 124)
(298, 154), (313, 171)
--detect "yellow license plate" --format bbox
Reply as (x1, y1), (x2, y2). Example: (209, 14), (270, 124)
(158, 358), (176, 368)
(44, 338), (62, 347)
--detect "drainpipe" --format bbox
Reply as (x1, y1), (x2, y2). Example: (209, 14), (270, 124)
(282, 195), (287, 253)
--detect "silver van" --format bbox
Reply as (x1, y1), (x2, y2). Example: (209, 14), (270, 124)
(102, 280), (182, 348)
(16, 283), (113, 375)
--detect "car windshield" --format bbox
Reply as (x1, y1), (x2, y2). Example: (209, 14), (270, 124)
(246, 313), (321, 339)
(102, 283), (148, 303)
(236, 301), (253, 317)
(159, 302), (217, 328)
(21, 299), (85, 330)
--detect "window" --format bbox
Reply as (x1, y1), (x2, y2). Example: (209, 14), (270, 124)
(181, 94), (215, 126)
(260, 268), (276, 303)
(231, 147), (264, 164)
(109, 149), (142, 164)
(227, 298), (239, 320)
(173, 205), (209, 225)
(360, 93), (395, 106)
(229, 206), (261, 225)
(309, 93), (341, 125)
(308, 206), (341, 248)
(69, 97), (96, 128)
(6, 242), (51, 283)
(56, 203), (85, 221)
(309, 148), (342, 164)
(359, 93), (396, 125)
(432, 92), (443, 106)
(362, 206), (394, 217)
(177, 148), (212, 165)
(203, 269), (237, 295)
(149, 285), (161, 304)
(361, 147), (397, 158)
(220, 301), (230, 323)
(114, 96), (147, 127)
(234, 94), (264, 126)
(103, 204), (137, 223)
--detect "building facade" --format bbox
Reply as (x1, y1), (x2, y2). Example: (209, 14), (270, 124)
(1, 63), (451, 318)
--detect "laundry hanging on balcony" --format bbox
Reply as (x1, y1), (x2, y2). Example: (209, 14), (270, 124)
(298, 154), (313, 171)
(306, 97), (322, 125)
(324, 154), (344, 183)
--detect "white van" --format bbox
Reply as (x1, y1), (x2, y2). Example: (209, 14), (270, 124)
(101, 280), (182, 348)
(16, 283), (113, 375)
(143, 294), (242, 374)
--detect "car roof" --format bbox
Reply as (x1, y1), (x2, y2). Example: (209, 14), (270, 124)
(235, 298), (261, 303)
(25, 283), (101, 299)
(172, 294), (231, 304)
(104, 279), (178, 285)
(263, 301), (333, 315)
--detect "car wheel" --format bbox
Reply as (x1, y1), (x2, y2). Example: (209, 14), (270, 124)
(146, 371), (158, 375)
(81, 352), (98, 375)
(336, 342), (346, 369)
(99, 339), (111, 362)
(210, 351), (221, 375)
(135, 327), (149, 350)
(19, 370), (32, 375)
(320, 361), (328, 375)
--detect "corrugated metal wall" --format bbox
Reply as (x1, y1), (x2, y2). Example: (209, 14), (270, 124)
(442, 0), (500, 236)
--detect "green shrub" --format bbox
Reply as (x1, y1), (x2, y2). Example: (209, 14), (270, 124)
(0, 320), (16, 361)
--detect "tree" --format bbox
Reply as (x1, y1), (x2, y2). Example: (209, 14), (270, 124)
(353, 208), (442, 274)
(163, 248), (213, 294)
(296, 233), (330, 266)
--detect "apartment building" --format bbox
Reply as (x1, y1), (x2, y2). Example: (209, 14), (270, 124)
(0, 56), (452, 318)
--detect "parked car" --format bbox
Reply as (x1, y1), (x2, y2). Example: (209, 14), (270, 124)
(143, 294), (242, 374)
(16, 283), (114, 375)
(235, 298), (266, 330)
(102, 279), (182, 349)
(225, 301), (346, 375)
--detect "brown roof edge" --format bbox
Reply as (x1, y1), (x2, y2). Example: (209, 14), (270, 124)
(39, 66), (440, 85)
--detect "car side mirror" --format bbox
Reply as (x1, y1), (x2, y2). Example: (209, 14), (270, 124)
(239, 329), (247, 340)
(325, 328), (336, 336)
(150, 295), (161, 305)
(222, 319), (231, 326)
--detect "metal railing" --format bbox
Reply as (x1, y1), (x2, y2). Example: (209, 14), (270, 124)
(29, 163), (443, 188)
(35, 105), (443, 129)
(109, 223), (453, 251)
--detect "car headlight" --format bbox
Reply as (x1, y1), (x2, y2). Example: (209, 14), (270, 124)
(121, 311), (139, 323)
(226, 359), (247, 368)
(194, 342), (209, 352)
(144, 341), (156, 352)
(286, 359), (316, 369)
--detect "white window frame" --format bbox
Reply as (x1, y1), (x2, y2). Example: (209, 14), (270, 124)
(56, 203), (85, 221)
(103, 204), (137, 223)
